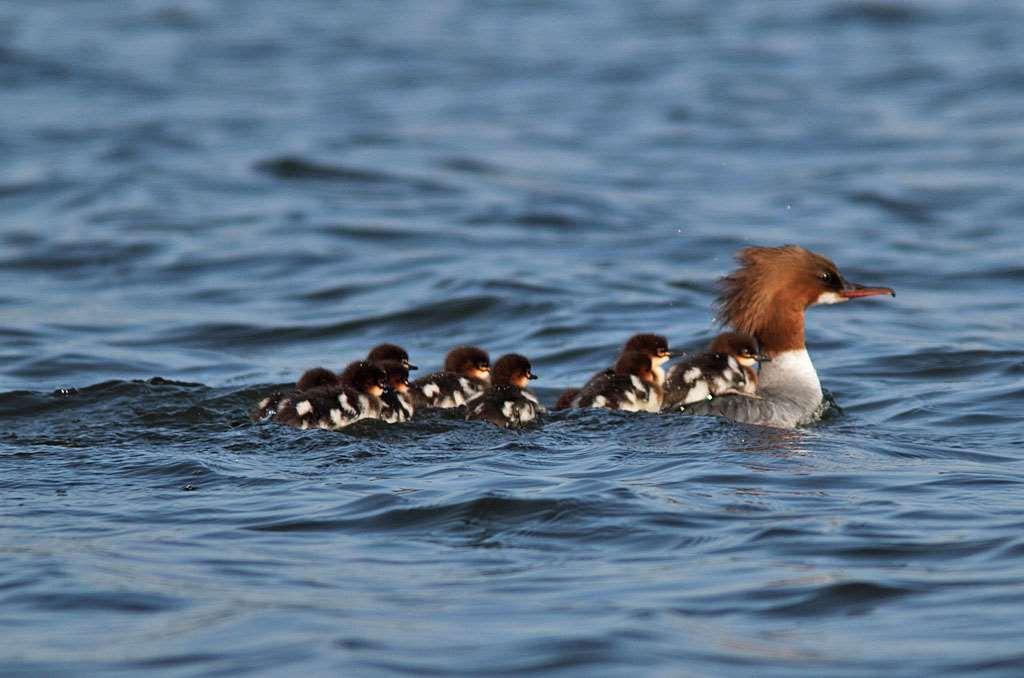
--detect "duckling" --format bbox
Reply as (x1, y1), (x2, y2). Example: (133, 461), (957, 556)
(707, 331), (768, 396)
(620, 333), (672, 386)
(465, 353), (544, 428)
(366, 343), (418, 371)
(568, 351), (663, 412)
(250, 344), (415, 421)
(552, 388), (581, 411)
(250, 365), (341, 421)
(410, 346), (491, 409)
(378, 360), (415, 423)
(273, 361), (388, 430)
(295, 366), (343, 391)
(553, 333), (671, 409)
(662, 331), (767, 411)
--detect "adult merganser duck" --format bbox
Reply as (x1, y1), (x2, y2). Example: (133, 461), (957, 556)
(568, 351), (663, 412)
(662, 331), (766, 410)
(683, 245), (894, 428)
(273, 361), (389, 430)
(410, 346), (491, 409)
(552, 333), (671, 410)
(465, 354), (544, 428)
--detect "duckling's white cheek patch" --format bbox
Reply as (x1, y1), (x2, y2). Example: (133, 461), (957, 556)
(815, 291), (846, 305)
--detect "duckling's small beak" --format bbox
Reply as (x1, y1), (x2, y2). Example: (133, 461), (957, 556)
(840, 281), (895, 299)
(658, 350), (673, 358)
(528, 372), (539, 380)
(404, 360), (418, 370)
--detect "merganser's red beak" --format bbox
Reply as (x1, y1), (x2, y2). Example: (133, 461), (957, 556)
(840, 281), (896, 299)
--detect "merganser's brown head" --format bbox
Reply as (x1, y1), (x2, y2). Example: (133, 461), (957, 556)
(378, 361), (411, 394)
(717, 245), (894, 355)
(708, 331), (769, 369)
(367, 343), (417, 371)
(491, 353), (538, 389)
(613, 351), (657, 385)
(339, 360), (388, 397)
(442, 346), (491, 383)
(622, 333), (672, 365)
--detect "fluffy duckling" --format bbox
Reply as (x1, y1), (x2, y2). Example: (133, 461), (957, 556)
(570, 351), (663, 412)
(553, 333), (671, 409)
(465, 354), (544, 428)
(707, 331), (767, 396)
(378, 360), (415, 423)
(273, 361), (388, 430)
(295, 366), (343, 391)
(366, 343), (418, 371)
(410, 346), (491, 409)
(662, 331), (767, 411)
(251, 343), (415, 420)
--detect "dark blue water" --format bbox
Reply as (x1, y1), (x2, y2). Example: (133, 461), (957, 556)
(3, 1), (1024, 675)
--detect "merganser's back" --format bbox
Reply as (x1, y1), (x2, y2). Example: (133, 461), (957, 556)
(684, 245), (894, 428)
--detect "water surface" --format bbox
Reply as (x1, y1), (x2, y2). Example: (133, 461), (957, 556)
(2, 1), (1024, 675)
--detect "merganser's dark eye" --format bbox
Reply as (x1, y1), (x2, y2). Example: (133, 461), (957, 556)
(820, 271), (839, 286)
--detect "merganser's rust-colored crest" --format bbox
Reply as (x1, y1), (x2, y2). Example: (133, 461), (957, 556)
(717, 245), (894, 356)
